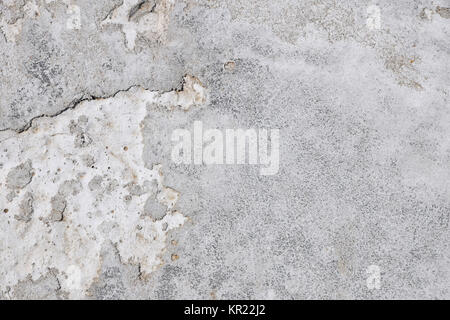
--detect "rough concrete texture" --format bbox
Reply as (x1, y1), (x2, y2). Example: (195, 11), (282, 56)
(0, 0), (449, 300)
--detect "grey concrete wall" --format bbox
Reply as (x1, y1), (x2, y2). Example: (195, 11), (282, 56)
(0, 0), (449, 299)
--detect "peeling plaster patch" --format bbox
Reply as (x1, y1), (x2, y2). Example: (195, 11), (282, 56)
(101, 0), (175, 50)
(6, 160), (33, 189)
(7, 271), (61, 300)
(16, 192), (34, 222)
(0, 75), (206, 298)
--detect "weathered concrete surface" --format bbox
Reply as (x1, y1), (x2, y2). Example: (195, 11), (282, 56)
(1, 0), (450, 299)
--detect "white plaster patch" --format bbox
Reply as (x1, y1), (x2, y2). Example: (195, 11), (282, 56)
(0, 75), (206, 298)
(101, 0), (175, 50)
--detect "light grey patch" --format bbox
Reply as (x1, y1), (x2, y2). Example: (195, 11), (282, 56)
(81, 154), (95, 167)
(69, 116), (88, 135)
(154, 265), (180, 299)
(6, 191), (17, 202)
(48, 180), (80, 222)
(87, 242), (139, 300)
(144, 197), (166, 220)
(58, 180), (82, 197)
(106, 179), (119, 194)
(50, 195), (66, 222)
(69, 120), (82, 135)
(10, 272), (61, 300)
(71, 115), (92, 148)
(77, 115), (88, 125)
(90, 266), (126, 300)
(98, 221), (119, 235)
(125, 182), (146, 196)
(436, 6), (450, 19)
(15, 192), (34, 222)
(89, 175), (104, 192)
(6, 160), (33, 189)
(162, 222), (168, 231)
(74, 132), (92, 148)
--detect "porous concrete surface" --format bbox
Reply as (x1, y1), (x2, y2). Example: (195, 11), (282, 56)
(0, 0), (449, 300)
